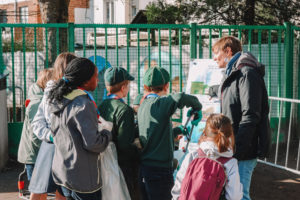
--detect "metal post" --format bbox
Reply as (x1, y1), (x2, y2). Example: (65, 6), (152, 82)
(284, 22), (293, 99)
(68, 23), (75, 52)
(190, 23), (197, 59)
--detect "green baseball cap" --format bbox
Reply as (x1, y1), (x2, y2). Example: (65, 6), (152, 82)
(104, 67), (134, 86)
(143, 66), (170, 87)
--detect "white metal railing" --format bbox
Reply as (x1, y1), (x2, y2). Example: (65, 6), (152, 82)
(259, 96), (300, 175)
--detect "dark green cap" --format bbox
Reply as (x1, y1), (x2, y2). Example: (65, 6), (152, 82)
(143, 66), (170, 87)
(104, 67), (134, 86)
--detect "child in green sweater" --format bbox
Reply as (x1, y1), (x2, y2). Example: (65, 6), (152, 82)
(98, 67), (140, 200)
(137, 66), (202, 200)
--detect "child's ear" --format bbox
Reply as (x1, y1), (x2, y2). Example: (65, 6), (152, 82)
(164, 83), (170, 92)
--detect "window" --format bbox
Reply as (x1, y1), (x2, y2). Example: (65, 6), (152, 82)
(19, 7), (28, 23)
(0, 9), (7, 23)
(105, 1), (114, 24)
(132, 6), (136, 18)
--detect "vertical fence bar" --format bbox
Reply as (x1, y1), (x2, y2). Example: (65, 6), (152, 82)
(158, 28), (161, 67)
(258, 29), (262, 62)
(11, 27), (16, 122)
(275, 100), (283, 164)
(179, 28), (182, 93)
(137, 28), (140, 93)
(190, 23), (197, 59)
(34, 27), (37, 81)
(285, 102), (293, 167)
(169, 28), (172, 93)
(248, 29), (252, 52)
(209, 29), (212, 58)
(268, 30), (271, 95)
(93, 27), (97, 64)
(116, 27), (119, 66)
(45, 28), (48, 68)
(0, 28), (3, 74)
(68, 23), (75, 53)
(278, 30), (282, 98)
(228, 28), (231, 35)
(105, 28), (108, 68)
(284, 22), (293, 99)
(22, 27), (26, 102)
(127, 27), (130, 104)
(298, 34), (300, 118)
(147, 28), (151, 68)
(198, 29), (203, 58)
(83, 27), (86, 57)
(179, 28), (183, 120)
(297, 137), (300, 170)
(219, 28), (222, 38)
(238, 29), (242, 40)
(56, 28), (60, 56)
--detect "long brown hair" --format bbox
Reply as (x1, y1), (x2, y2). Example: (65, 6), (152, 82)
(36, 68), (53, 90)
(52, 52), (77, 81)
(200, 114), (235, 153)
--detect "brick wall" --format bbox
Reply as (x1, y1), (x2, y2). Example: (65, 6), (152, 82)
(0, 0), (40, 23)
(0, 0), (89, 24)
(68, 0), (89, 23)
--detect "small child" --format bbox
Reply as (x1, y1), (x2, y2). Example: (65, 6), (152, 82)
(98, 67), (140, 200)
(48, 57), (111, 200)
(172, 114), (243, 200)
(17, 68), (53, 181)
(138, 66), (202, 200)
(30, 52), (77, 200)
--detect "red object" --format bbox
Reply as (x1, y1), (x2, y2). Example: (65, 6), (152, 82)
(179, 149), (231, 200)
(25, 99), (30, 108)
(18, 181), (25, 190)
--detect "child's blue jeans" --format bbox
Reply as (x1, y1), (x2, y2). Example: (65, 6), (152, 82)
(139, 164), (174, 200)
(60, 186), (102, 200)
(25, 164), (34, 181)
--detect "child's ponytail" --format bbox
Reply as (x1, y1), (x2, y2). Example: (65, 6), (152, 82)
(201, 114), (235, 153)
(48, 57), (96, 102)
(215, 129), (233, 153)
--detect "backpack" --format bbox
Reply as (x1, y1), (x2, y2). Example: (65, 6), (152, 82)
(179, 149), (231, 200)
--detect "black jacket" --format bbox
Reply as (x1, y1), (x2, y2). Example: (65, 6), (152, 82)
(219, 52), (271, 161)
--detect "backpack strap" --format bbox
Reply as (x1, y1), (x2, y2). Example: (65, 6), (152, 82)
(198, 148), (232, 165)
(217, 157), (232, 165)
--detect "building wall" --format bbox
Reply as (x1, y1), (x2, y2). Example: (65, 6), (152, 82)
(0, 0), (40, 23)
(69, 0), (90, 23)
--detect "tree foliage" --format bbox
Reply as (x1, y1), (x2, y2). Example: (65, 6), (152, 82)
(145, 0), (300, 25)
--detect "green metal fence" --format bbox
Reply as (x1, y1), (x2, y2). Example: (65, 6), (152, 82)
(0, 23), (299, 124)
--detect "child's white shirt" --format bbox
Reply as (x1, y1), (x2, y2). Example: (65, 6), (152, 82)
(172, 141), (243, 200)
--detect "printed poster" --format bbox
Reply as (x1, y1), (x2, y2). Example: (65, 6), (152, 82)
(179, 59), (224, 151)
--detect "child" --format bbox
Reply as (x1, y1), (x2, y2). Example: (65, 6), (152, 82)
(48, 57), (111, 200)
(17, 68), (53, 181)
(30, 52), (77, 200)
(138, 66), (202, 200)
(98, 67), (140, 200)
(171, 114), (243, 200)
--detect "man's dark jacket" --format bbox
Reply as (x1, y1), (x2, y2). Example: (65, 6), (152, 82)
(218, 52), (271, 161)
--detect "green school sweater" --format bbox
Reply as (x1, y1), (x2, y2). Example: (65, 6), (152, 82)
(137, 92), (202, 168)
(98, 99), (139, 165)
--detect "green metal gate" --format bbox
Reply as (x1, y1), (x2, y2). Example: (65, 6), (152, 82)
(0, 23), (299, 156)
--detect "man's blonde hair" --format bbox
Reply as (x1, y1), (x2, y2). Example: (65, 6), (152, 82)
(212, 36), (242, 55)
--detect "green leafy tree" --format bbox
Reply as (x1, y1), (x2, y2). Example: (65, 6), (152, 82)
(145, 0), (300, 25)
